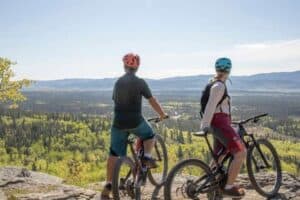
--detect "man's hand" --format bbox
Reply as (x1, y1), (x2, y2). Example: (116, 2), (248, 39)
(160, 113), (169, 121)
(148, 97), (167, 121)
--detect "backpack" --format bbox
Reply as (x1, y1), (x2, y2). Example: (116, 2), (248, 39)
(200, 80), (228, 117)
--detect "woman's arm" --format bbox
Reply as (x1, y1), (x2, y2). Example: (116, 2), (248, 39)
(201, 82), (225, 129)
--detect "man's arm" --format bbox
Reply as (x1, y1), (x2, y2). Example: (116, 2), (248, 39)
(140, 79), (167, 119)
(148, 97), (168, 120)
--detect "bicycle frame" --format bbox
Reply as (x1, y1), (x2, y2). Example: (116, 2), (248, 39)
(120, 117), (166, 187)
(238, 123), (271, 170)
(193, 114), (271, 194)
(124, 136), (164, 181)
(118, 136), (146, 186)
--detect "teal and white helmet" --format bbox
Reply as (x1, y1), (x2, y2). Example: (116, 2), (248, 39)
(215, 57), (232, 73)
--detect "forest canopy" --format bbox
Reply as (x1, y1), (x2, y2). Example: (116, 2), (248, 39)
(0, 57), (31, 104)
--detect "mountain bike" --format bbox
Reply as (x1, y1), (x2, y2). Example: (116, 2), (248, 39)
(164, 113), (282, 200)
(112, 117), (168, 200)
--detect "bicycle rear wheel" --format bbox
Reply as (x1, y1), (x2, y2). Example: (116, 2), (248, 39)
(148, 134), (168, 186)
(112, 157), (136, 200)
(164, 159), (217, 200)
(247, 139), (282, 198)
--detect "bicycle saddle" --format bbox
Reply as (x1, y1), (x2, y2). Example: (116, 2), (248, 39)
(193, 131), (207, 137)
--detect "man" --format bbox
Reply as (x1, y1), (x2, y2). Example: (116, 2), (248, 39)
(201, 58), (247, 197)
(101, 53), (168, 199)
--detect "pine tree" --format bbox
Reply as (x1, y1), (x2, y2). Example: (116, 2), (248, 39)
(177, 146), (184, 160)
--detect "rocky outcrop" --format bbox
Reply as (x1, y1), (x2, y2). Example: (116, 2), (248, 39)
(235, 173), (300, 200)
(0, 167), (299, 199)
(0, 167), (97, 200)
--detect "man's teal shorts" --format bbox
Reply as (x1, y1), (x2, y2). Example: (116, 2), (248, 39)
(110, 119), (155, 157)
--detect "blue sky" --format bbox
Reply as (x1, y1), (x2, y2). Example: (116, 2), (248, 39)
(1, 0), (300, 80)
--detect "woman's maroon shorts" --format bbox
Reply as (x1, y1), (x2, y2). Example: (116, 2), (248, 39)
(211, 113), (245, 155)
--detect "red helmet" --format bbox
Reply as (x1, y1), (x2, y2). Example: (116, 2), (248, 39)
(123, 53), (140, 69)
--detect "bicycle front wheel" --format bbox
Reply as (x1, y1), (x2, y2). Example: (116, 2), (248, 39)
(247, 139), (282, 198)
(148, 134), (168, 186)
(164, 159), (217, 200)
(112, 157), (136, 200)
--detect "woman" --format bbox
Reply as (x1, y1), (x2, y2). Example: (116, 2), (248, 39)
(201, 58), (247, 197)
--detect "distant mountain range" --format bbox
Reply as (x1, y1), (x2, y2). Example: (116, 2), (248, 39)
(26, 71), (300, 92)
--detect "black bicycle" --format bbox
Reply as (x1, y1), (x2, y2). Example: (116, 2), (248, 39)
(164, 113), (282, 199)
(112, 117), (168, 200)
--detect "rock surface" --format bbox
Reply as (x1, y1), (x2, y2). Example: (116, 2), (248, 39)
(0, 167), (97, 200)
(0, 167), (299, 199)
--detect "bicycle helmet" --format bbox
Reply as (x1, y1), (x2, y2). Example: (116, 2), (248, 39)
(215, 57), (232, 73)
(123, 53), (140, 69)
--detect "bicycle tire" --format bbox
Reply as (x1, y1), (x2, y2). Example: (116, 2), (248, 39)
(246, 139), (282, 198)
(148, 134), (168, 186)
(112, 157), (136, 200)
(164, 158), (217, 200)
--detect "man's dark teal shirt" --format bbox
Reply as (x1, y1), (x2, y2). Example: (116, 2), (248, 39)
(112, 72), (153, 129)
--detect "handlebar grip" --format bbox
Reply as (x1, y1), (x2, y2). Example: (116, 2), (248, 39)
(253, 113), (268, 123)
(254, 113), (268, 119)
(257, 113), (268, 117)
(233, 113), (269, 125)
(147, 115), (169, 123)
(147, 118), (159, 122)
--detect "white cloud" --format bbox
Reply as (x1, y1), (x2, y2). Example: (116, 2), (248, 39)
(235, 44), (268, 49)
(140, 39), (300, 78)
(229, 39), (300, 62)
(14, 39), (300, 80)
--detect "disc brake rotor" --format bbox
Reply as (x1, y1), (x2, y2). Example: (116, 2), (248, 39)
(175, 179), (199, 199)
(126, 179), (135, 199)
(186, 180), (198, 198)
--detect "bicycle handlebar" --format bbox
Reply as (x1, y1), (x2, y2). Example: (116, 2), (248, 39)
(232, 113), (268, 125)
(147, 115), (169, 123)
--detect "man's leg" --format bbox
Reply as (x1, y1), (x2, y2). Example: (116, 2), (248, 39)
(101, 127), (128, 199)
(134, 120), (157, 168)
(101, 156), (118, 199)
(106, 156), (118, 183)
(143, 138), (155, 156)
